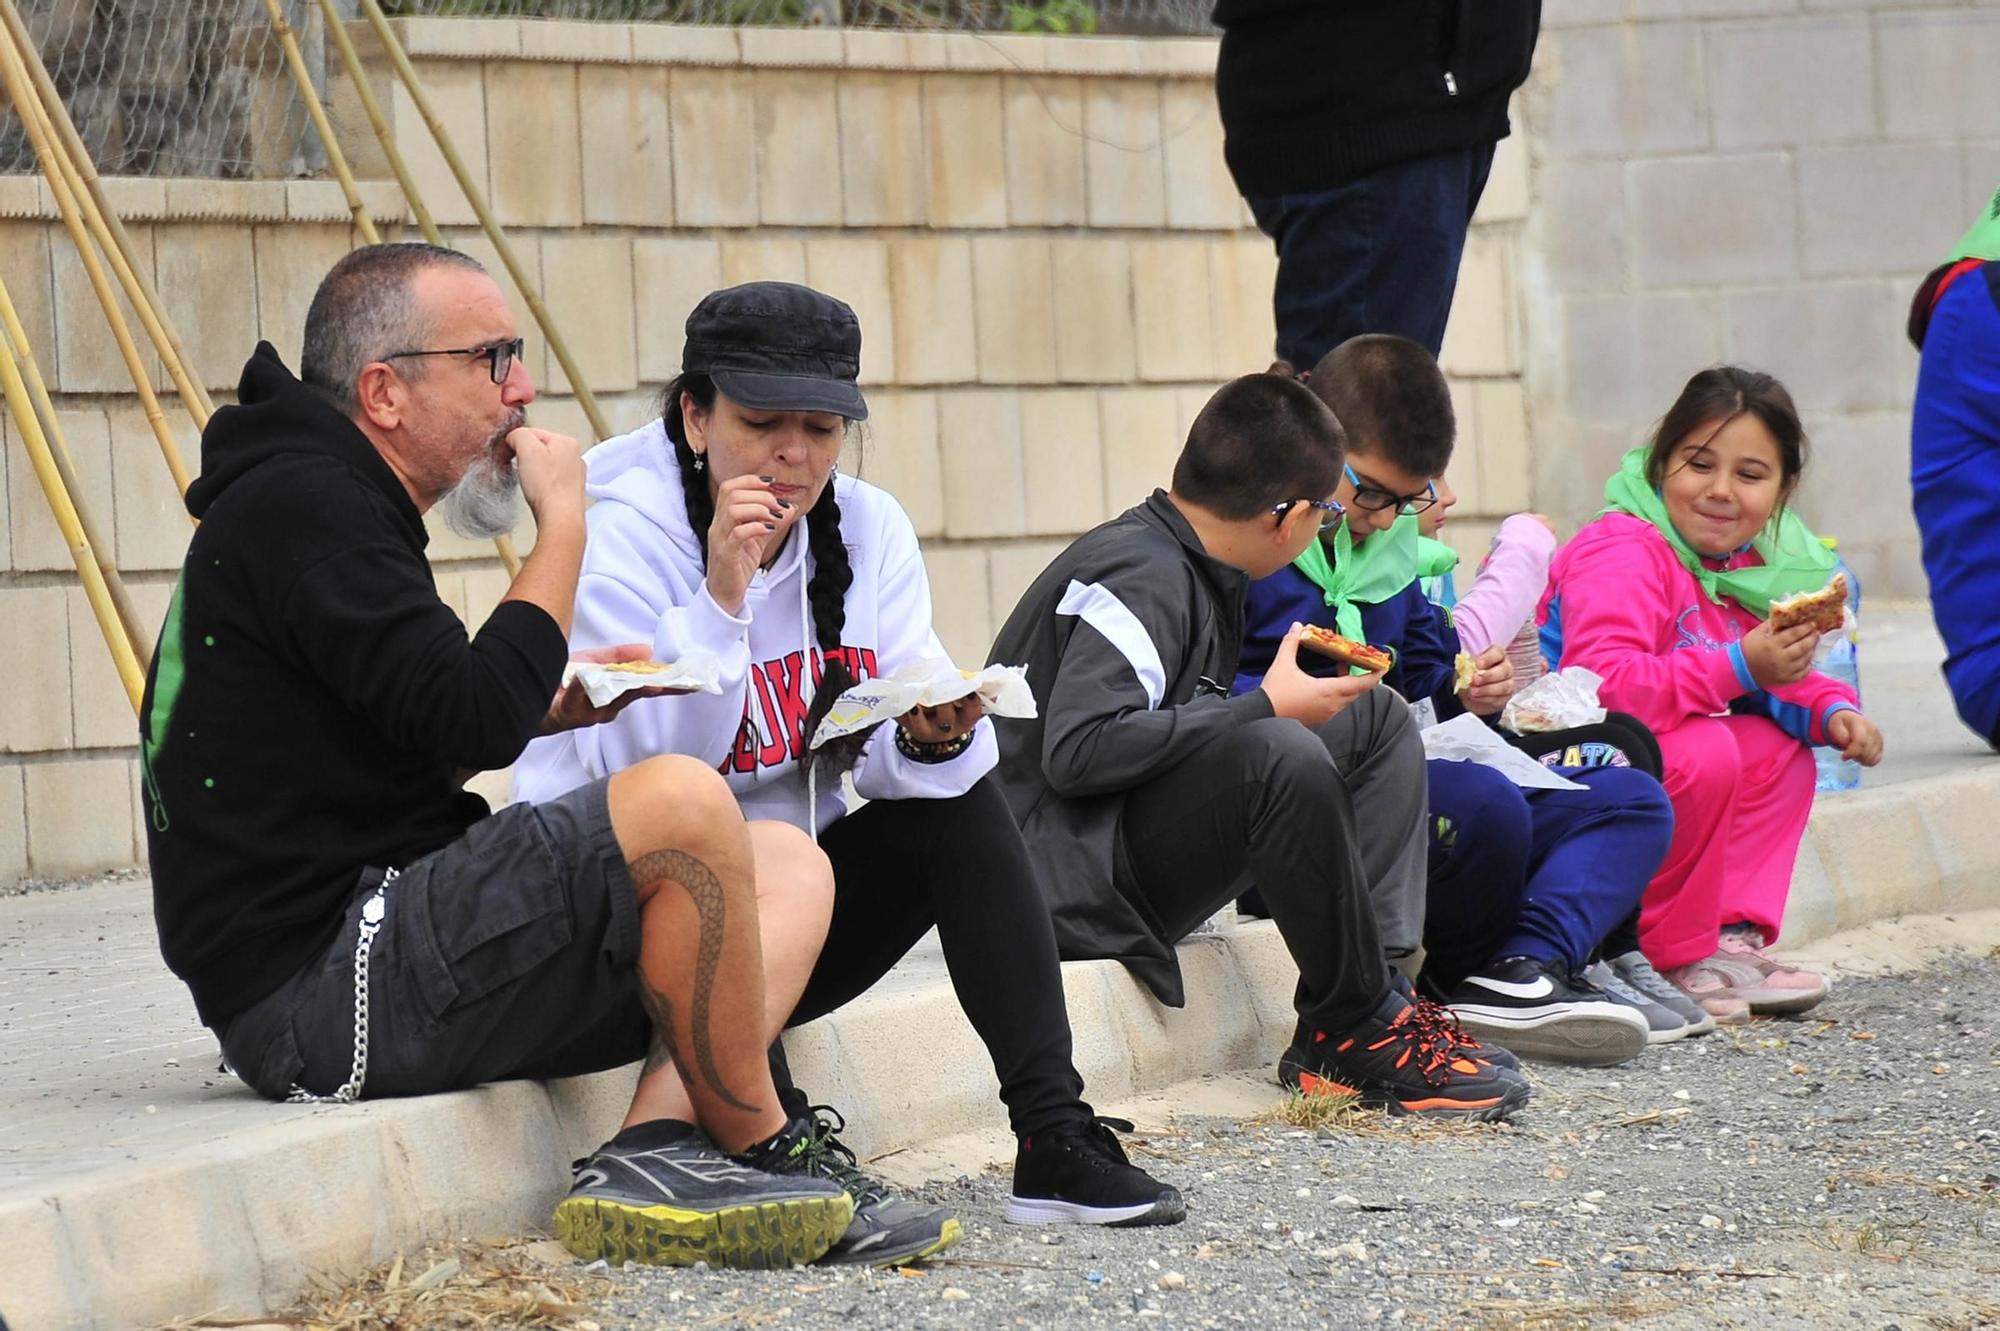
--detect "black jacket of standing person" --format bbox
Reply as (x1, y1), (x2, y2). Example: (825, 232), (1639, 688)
(1213, 0), (1542, 199)
(140, 343), (566, 1029)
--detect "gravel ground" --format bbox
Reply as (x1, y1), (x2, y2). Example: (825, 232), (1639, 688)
(577, 953), (2000, 1331)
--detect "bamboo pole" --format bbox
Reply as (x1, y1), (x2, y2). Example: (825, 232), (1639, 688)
(0, 21), (193, 499)
(355, 0), (612, 447)
(258, 0), (380, 245)
(310, 0), (441, 242)
(0, 0), (215, 425)
(0, 271), (156, 668)
(0, 297), (146, 713)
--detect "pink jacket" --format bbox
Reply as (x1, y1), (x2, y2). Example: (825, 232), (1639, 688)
(1539, 513), (1857, 745)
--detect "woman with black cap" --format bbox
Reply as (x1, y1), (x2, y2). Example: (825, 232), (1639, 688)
(515, 282), (1183, 1264)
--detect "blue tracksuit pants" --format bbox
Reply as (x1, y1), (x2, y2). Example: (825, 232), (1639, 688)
(1422, 760), (1674, 989)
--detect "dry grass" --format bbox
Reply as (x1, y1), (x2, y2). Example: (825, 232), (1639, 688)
(1254, 1092), (1514, 1143)
(1450, 1292), (1672, 1329)
(165, 1239), (609, 1331)
(1833, 1168), (1995, 1203)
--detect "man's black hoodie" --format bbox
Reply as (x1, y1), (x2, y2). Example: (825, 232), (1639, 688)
(141, 344), (566, 1029)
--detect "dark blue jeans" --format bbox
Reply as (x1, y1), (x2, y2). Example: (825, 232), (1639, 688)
(1247, 142), (1496, 369)
(1422, 761), (1673, 990)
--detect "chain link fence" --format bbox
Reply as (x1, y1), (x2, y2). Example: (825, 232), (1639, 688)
(1, 0), (1211, 180)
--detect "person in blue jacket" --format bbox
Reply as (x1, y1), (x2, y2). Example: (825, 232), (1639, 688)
(1909, 191), (2000, 750)
(1235, 336), (1675, 1067)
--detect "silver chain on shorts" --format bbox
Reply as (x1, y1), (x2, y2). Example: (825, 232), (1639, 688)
(285, 868), (398, 1105)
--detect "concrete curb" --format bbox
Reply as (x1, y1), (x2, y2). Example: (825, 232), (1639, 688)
(5, 761), (1998, 1331)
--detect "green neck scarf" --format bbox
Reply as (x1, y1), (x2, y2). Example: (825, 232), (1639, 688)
(1948, 187), (2000, 263)
(1417, 536), (1459, 580)
(1601, 446), (1835, 616)
(1291, 513), (1421, 643)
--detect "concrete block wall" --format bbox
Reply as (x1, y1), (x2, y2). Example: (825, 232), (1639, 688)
(1521, 0), (1997, 598)
(0, 19), (1528, 880)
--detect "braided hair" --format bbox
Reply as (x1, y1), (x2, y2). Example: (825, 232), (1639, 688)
(662, 375), (860, 768)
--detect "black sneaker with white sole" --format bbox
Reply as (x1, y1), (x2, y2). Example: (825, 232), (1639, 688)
(1605, 948), (1717, 1037)
(1584, 959), (1691, 1045)
(734, 1095), (961, 1266)
(1442, 956), (1650, 1067)
(553, 1118), (853, 1269)
(1007, 1117), (1186, 1227)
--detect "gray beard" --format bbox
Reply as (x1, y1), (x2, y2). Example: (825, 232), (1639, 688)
(439, 445), (523, 540)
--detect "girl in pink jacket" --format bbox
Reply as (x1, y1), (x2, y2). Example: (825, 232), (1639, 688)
(1539, 368), (1884, 1022)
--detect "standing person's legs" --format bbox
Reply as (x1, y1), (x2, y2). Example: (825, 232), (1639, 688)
(1418, 760), (1532, 992)
(1247, 143), (1496, 368)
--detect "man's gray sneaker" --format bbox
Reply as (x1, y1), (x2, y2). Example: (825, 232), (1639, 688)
(1607, 949), (1717, 1037)
(737, 1099), (962, 1266)
(554, 1119), (853, 1269)
(1585, 959), (1690, 1045)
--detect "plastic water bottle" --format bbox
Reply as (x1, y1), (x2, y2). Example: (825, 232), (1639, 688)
(1814, 538), (1863, 792)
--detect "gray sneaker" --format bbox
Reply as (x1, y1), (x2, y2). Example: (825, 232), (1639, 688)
(1584, 960), (1690, 1045)
(739, 1100), (962, 1266)
(554, 1119), (853, 1269)
(1607, 949), (1718, 1037)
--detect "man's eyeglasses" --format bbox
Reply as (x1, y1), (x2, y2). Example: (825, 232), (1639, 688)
(383, 337), (525, 385)
(1272, 496), (1346, 533)
(1344, 464), (1438, 514)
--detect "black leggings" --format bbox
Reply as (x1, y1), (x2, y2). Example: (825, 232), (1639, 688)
(1504, 712), (1664, 960)
(772, 778), (1089, 1139)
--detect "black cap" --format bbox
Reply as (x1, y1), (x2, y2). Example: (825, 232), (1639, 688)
(681, 281), (868, 421)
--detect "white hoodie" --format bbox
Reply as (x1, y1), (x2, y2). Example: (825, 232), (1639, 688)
(511, 419), (995, 833)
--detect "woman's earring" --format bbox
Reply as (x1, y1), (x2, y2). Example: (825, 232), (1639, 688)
(692, 452), (706, 472)
(829, 462), (839, 478)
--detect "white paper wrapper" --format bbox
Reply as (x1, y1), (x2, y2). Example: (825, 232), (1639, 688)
(1500, 666), (1607, 735)
(809, 658), (1037, 750)
(1423, 713), (1583, 790)
(564, 649), (725, 708)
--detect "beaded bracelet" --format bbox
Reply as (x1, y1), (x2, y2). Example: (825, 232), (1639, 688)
(896, 726), (975, 764)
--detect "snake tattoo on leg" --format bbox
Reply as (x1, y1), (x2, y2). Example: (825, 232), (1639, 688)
(629, 848), (757, 1113)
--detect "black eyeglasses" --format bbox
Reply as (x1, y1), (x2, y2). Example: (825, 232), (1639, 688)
(1272, 496), (1346, 533)
(383, 336), (525, 385)
(1344, 465), (1438, 514)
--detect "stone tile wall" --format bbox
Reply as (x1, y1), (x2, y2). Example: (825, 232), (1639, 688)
(1525, 0), (1995, 599)
(0, 19), (1529, 878)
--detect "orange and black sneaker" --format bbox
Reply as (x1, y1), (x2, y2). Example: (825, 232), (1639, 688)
(1278, 987), (1530, 1121)
(1398, 972), (1523, 1073)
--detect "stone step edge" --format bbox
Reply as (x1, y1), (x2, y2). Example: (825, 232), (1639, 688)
(9, 759), (2000, 1331)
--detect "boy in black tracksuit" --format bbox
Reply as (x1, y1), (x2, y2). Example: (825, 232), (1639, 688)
(988, 373), (1527, 1118)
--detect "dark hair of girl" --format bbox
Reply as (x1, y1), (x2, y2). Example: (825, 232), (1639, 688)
(1644, 366), (1808, 504)
(662, 373), (859, 768)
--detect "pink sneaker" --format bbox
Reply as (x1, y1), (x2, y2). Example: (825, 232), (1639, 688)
(1658, 959), (1754, 1025)
(1710, 928), (1829, 1014)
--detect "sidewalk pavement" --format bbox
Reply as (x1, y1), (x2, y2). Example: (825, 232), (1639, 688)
(2, 602), (1994, 1331)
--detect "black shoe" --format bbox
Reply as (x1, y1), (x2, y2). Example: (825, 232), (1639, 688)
(1279, 986), (1531, 1121)
(1397, 970), (1523, 1073)
(553, 1119), (853, 1269)
(737, 1099), (962, 1266)
(1007, 1117), (1186, 1227)
(1442, 956), (1651, 1067)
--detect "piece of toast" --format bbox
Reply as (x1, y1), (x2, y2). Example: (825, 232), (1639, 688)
(1299, 625), (1392, 673)
(1768, 573), (1847, 634)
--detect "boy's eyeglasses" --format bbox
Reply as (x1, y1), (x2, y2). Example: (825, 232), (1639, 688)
(1344, 463), (1438, 514)
(1272, 496), (1346, 533)
(383, 336), (525, 385)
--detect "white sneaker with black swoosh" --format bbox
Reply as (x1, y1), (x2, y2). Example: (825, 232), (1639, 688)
(1440, 956), (1649, 1067)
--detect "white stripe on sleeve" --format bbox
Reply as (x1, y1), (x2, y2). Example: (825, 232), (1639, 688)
(1057, 578), (1167, 710)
